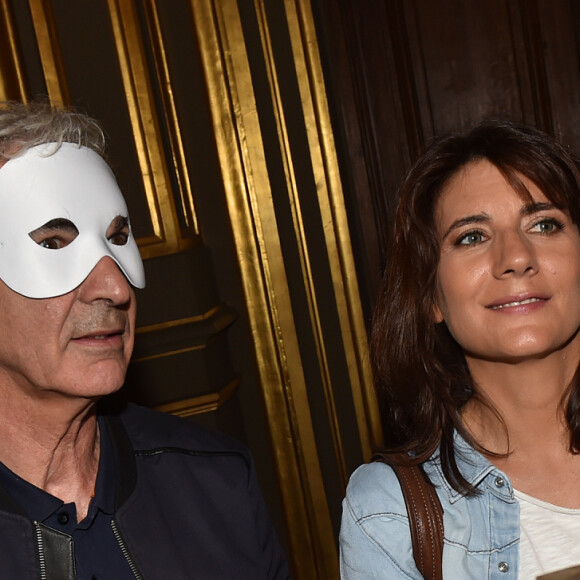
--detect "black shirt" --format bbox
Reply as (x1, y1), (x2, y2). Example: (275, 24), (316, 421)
(0, 417), (136, 579)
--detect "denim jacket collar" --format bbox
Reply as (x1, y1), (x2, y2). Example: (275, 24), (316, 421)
(423, 431), (514, 504)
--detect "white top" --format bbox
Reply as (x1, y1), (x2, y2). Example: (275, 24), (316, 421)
(515, 489), (580, 579)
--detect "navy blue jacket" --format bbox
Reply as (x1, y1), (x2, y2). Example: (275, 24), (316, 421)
(0, 403), (290, 579)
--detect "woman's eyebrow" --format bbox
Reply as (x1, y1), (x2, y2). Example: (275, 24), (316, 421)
(520, 201), (556, 216)
(441, 213), (490, 241)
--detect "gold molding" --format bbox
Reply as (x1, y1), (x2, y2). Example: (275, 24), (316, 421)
(253, 0), (349, 491)
(28, 0), (69, 105)
(131, 343), (205, 364)
(107, 0), (190, 258)
(132, 305), (236, 362)
(135, 306), (222, 335)
(26, 0), (194, 259)
(285, 0), (383, 457)
(190, 0), (337, 577)
(141, 0), (199, 234)
(0, 1), (28, 102)
(154, 377), (240, 417)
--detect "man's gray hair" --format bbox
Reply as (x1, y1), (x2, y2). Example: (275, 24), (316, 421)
(0, 101), (106, 161)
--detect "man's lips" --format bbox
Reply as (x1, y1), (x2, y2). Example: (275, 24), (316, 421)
(71, 329), (124, 341)
(486, 295), (548, 310)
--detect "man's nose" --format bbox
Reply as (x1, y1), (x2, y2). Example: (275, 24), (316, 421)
(492, 230), (538, 278)
(78, 256), (133, 305)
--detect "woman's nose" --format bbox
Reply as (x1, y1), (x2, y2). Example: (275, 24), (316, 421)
(492, 230), (538, 278)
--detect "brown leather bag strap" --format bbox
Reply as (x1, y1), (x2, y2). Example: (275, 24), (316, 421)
(373, 454), (444, 580)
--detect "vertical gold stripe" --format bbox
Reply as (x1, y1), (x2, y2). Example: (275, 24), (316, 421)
(28, 0), (69, 105)
(106, 0), (186, 257)
(284, 0), (383, 456)
(0, 2), (28, 101)
(190, 0), (338, 577)
(142, 0), (199, 234)
(253, 0), (349, 489)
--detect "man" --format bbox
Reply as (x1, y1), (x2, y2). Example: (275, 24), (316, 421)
(0, 101), (289, 579)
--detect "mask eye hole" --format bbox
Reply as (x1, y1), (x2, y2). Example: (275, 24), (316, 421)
(106, 215), (130, 246)
(29, 218), (79, 250)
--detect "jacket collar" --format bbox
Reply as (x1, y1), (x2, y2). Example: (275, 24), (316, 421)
(423, 431), (513, 504)
(101, 403), (138, 510)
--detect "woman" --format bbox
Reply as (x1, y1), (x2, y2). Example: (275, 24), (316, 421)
(340, 120), (580, 579)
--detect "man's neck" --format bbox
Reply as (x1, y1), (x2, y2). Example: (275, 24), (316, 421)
(0, 390), (101, 521)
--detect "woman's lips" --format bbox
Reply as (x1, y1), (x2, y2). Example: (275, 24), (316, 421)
(486, 294), (549, 311)
(488, 297), (544, 310)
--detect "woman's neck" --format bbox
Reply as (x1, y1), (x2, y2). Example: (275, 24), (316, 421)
(463, 352), (573, 448)
(461, 350), (580, 508)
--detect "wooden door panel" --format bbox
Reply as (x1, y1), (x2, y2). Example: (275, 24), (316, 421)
(314, 0), (580, 308)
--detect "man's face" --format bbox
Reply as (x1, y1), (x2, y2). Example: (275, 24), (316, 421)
(0, 143), (143, 400)
(0, 254), (136, 400)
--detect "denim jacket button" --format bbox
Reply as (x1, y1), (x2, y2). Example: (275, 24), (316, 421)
(494, 477), (505, 488)
(498, 561), (509, 572)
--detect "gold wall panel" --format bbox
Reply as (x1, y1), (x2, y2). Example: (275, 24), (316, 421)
(253, 0), (349, 490)
(282, 0), (382, 457)
(131, 0), (199, 234)
(190, 1), (338, 577)
(106, 0), (192, 257)
(188, 0), (380, 576)
(251, 0), (382, 498)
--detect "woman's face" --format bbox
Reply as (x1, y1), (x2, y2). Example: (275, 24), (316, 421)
(433, 159), (580, 364)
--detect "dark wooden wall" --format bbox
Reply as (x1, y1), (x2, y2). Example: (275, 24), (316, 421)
(313, 0), (580, 315)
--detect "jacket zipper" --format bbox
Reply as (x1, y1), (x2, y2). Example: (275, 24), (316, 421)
(111, 519), (144, 579)
(34, 522), (47, 580)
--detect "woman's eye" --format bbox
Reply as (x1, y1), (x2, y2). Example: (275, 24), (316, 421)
(530, 218), (564, 235)
(455, 231), (485, 246)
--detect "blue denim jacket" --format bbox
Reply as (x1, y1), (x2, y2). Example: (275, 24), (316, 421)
(340, 435), (520, 578)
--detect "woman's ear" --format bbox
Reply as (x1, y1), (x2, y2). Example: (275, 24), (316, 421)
(432, 300), (444, 324)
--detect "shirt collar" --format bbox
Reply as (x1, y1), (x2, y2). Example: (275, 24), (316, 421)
(423, 430), (513, 503)
(0, 414), (116, 523)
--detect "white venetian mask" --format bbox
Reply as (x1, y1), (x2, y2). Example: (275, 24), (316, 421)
(0, 142), (146, 298)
